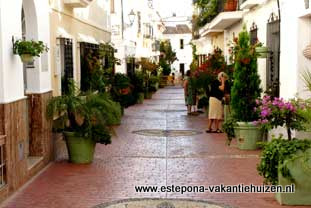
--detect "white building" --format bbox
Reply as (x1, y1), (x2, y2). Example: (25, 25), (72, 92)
(0, 0), (52, 201)
(193, 0), (311, 138)
(0, 0), (112, 201)
(50, 0), (112, 95)
(162, 22), (193, 76)
(111, 0), (165, 74)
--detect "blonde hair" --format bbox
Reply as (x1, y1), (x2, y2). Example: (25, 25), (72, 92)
(218, 72), (228, 81)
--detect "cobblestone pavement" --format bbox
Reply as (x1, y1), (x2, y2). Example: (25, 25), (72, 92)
(1, 87), (309, 208)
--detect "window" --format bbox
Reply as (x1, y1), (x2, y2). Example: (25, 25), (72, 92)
(0, 136), (6, 188)
(59, 38), (74, 95)
(180, 39), (184, 49)
(180, 63), (185, 76)
(137, 12), (141, 34)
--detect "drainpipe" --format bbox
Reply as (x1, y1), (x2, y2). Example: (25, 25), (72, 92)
(121, 0), (124, 40)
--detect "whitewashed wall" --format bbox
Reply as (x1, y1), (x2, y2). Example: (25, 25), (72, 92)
(0, 0), (51, 103)
(164, 33), (193, 73)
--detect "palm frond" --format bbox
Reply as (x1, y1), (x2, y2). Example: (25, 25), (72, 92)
(301, 69), (311, 92)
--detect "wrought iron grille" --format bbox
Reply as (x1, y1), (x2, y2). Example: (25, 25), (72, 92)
(266, 13), (280, 97)
(250, 22), (258, 45)
(59, 38), (74, 94)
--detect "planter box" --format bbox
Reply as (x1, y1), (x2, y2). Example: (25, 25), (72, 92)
(276, 148), (311, 205)
(234, 122), (262, 150)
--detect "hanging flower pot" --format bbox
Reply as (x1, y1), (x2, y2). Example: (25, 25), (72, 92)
(13, 39), (49, 63)
(256, 46), (269, 58)
(303, 44), (311, 59)
(19, 54), (34, 63)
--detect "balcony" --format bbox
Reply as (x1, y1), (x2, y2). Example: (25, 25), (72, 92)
(64, 0), (93, 8)
(239, 0), (262, 10)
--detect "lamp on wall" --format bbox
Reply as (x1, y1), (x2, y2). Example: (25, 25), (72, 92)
(128, 9), (136, 25)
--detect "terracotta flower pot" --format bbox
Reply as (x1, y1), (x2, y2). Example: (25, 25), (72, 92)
(224, 0), (238, 11)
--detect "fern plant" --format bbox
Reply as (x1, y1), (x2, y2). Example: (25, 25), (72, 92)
(46, 79), (114, 144)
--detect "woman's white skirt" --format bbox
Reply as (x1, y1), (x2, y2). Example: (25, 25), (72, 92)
(208, 97), (223, 120)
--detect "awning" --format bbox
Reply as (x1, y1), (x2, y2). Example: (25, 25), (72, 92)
(57, 28), (72, 39)
(77, 33), (99, 44)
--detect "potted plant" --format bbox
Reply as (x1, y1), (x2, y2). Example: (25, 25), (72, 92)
(13, 39), (49, 63)
(253, 96), (306, 141)
(132, 71), (145, 104)
(230, 27), (263, 150)
(149, 75), (160, 92)
(224, 0), (238, 11)
(257, 136), (311, 205)
(46, 80), (112, 164)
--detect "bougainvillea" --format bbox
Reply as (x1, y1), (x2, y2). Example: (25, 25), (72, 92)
(253, 96), (306, 140)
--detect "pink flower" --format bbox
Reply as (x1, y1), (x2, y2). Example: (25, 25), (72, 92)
(252, 121), (259, 126)
(261, 119), (269, 124)
(261, 109), (270, 118)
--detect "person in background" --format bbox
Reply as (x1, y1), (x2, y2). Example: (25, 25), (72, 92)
(183, 70), (195, 115)
(171, 73), (175, 85)
(206, 72), (228, 133)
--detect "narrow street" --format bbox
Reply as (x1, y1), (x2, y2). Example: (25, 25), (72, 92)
(1, 87), (306, 208)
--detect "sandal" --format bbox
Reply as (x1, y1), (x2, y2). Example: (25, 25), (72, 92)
(215, 129), (223, 133)
(205, 129), (213, 133)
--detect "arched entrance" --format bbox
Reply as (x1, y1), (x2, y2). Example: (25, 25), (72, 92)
(21, 0), (43, 168)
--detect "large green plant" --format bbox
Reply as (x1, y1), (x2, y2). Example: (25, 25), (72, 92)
(13, 39), (48, 57)
(131, 71), (145, 93)
(257, 136), (311, 185)
(194, 0), (219, 28)
(160, 40), (177, 76)
(230, 28), (262, 122)
(111, 73), (136, 108)
(46, 80), (112, 144)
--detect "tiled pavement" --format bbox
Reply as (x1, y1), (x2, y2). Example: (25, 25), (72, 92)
(1, 87), (310, 208)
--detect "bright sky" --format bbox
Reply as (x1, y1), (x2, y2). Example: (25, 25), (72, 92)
(153, 0), (193, 18)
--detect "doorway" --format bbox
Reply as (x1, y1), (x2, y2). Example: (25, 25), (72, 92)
(21, 1), (43, 169)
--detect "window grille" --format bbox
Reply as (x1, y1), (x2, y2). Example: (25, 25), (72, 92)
(59, 38), (74, 95)
(250, 22), (258, 45)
